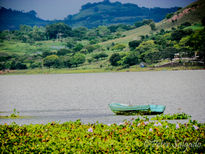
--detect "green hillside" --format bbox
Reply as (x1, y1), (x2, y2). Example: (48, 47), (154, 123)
(101, 0), (205, 46)
(0, 0), (205, 74)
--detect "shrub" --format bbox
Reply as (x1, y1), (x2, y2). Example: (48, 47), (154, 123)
(9, 60), (27, 70)
(166, 13), (174, 19)
(122, 52), (139, 66)
(171, 29), (193, 41)
(92, 52), (108, 61)
(43, 55), (59, 68)
(134, 21), (144, 28)
(57, 49), (72, 56)
(70, 53), (86, 67)
(128, 40), (142, 50)
(142, 19), (153, 25)
(85, 45), (96, 53)
(0, 119), (204, 153)
(109, 53), (121, 66)
(150, 22), (157, 31)
(201, 17), (205, 26)
(111, 44), (126, 51)
(73, 43), (84, 52)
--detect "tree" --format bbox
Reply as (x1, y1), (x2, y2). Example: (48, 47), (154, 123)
(62, 57), (72, 68)
(73, 43), (84, 52)
(136, 40), (157, 54)
(128, 40), (142, 50)
(85, 45), (95, 53)
(57, 49), (72, 56)
(122, 52), (139, 66)
(46, 23), (72, 39)
(97, 26), (110, 37)
(141, 50), (160, 64)
(111, 44), (126, 51)
(30, 26), (46, 41)
(135, 40), (159, 63)
(0, 62), (5, 70)
(66, 39), (76, 49)
(109, 53), (121, 66)
(0, 52), (12, 62)
(42, 51), (53, 58)
(72, 27), (88, 38)
(166, 13), (174, 19)
(171, 29), (193, 41)
(43, 55), (59, 68)
(142, 19), (153, 25)
(70, 53), (86, 67)
(202, 17), (205, 27)
(15, 62), (27, 69)
(20, 25), (32, 33)
(160, 47), (178, 60)
(9, 60), (27, 70)
(188, 29), (205, 63)
(92, 52), (108, 61)
(134, 21), (144, 28)
(150, 22), (156, 31)
(181, 22), (191, 27)
(28, 10), (37, 17)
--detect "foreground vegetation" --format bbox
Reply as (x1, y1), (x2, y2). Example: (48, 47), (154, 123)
(151, 113), (191, 120)
(0, 118), (204, 153)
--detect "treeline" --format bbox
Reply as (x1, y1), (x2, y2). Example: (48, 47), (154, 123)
(0, 23), (134, 43)
(0, 22), (134, 70)
(0, 18), (205, 70)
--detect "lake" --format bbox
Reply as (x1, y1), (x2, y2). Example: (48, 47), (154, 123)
(0, 70), (205, 125)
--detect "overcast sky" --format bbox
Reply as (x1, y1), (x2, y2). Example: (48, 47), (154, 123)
(0, 0), (196, 20)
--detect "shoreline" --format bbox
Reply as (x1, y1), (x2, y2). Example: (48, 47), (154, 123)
(0, 66), (204, 75)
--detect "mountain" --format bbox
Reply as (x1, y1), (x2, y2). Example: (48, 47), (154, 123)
(0, 0), (179, 30)
(157, 0), (205, 30)
(100, 0), (205, 45)
(64, 0), (179, 28)
(0, 7), (50, 30)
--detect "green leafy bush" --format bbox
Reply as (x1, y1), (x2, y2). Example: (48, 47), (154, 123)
(151, 113), (192, 120)
(92, 52), (108, 61)
(109, 53), (122, 66)
(0, 119), (204, 153)
(111, 44), (126, 51)
(43, 55), (59, 68)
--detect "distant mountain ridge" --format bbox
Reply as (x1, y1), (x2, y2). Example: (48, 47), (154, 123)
(64, 0), (179, 28)
(0, 0), (179, 30)
(0, 7), (50, 30)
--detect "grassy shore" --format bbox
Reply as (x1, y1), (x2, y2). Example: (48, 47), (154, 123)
(0, 66), (204, 75)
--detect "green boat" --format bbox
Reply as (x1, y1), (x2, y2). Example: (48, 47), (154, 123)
(109, 103), (165, 115)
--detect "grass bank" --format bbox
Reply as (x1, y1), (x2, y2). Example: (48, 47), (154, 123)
(1, 66), (204, 75)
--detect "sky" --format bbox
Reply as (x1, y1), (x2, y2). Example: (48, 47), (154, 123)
(0, 0), (196, 20)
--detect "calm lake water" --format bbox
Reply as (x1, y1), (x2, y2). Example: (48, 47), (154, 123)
(0, 70), (205, 125)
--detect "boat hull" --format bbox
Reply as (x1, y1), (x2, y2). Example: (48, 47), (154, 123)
(109, 103), (166, 115)
(149, 104), (166, 114)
